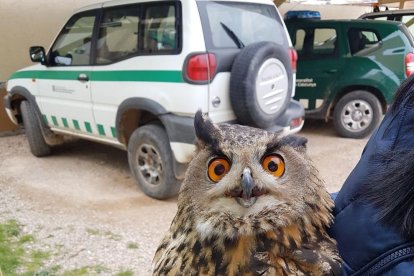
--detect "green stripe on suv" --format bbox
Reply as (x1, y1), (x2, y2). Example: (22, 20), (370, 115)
(9, 70), (183, 83)
(97, 124), (106, 136)
(61, 118), (69, 128)
(51, 116), (58, 126)
(72, 119), (81, 131)
(42, 114), (116, 138)
(111, 127), (117, 138)
(84, 122), (92, 133)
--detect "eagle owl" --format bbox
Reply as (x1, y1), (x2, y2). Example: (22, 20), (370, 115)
(153, 111), (341, 275)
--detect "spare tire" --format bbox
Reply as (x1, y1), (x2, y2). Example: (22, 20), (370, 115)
(230, 41), (293, 128)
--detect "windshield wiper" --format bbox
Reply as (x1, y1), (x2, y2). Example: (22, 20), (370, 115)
(220, 22), (245, 49)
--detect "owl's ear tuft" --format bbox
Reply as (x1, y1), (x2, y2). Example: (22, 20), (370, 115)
(280, 135), (308, 150)
(194, 110), (221, 150)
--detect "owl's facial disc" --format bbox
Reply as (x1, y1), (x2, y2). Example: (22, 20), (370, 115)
(225, 168), (267, 208)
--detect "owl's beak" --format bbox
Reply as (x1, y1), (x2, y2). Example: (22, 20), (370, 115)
(234, 167), (257, 208)
(225, 167), (266, 207)
(241, 167), (253, 200)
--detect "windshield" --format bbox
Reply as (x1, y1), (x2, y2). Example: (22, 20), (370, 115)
(197, 1), (288, 50)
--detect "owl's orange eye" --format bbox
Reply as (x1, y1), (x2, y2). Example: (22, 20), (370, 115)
(261, 154), (285, 178)
(208, 158), (230, 183)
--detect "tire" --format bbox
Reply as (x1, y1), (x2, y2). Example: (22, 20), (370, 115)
(20, 100), (51, 157)
(230, 41), (293, 128)
(127, 124), (181, 199)
(333, 91), (382, 139)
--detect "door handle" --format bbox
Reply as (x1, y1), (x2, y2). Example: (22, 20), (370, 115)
(77, 73), (89, 82)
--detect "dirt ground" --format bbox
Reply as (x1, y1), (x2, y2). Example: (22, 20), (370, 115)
(0, 120), (368, 275)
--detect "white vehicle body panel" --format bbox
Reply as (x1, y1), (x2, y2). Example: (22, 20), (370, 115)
(5, 0), (302, 167)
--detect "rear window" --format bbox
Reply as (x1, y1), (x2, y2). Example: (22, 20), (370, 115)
(365, 15), (388, 20)
(197, 1), (288, 50)
(360, 12), (414, 45)
(348, 28), (380, 55)
(293, 27), (338, 60)
(399, 15), (414, 38)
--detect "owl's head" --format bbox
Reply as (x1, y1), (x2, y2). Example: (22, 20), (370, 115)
(178, 111), (333, 239)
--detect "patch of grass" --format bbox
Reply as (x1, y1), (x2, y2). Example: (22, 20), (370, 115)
(2, 219), (20, 237)
(126, 242), (139, 249)
(104, 231), (121, 241)
(86, 228), (101, 236)
(115, 269), (134, 276)
(0, 219), (25, 275)
(0, 219), (50, 275)
(35, 225), (44, 231)
(26, 250), (51, 273)
(0, 221), (128, 275)
(19, 234), (35, 243)
(86, 228), (121, 241)
(61, 265), (109, 276)
(38, 265), (62, 275)
(54, 243), (64, 251)
(94, 265), (110, 274)
(61, 267), (90, 276)
(51, 265), (62, 273)
(86, 228), (97, 235)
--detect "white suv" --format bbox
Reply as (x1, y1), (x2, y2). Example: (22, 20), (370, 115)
(4, 0), (304, 199)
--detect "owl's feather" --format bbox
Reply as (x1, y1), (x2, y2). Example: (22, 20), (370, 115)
(153, 111), (341, 275)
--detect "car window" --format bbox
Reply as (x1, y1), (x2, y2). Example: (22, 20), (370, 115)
(400, 15), (414, 37)
(96, 6), (139, 64)
(95, 2), (178, 64)
(361, 13), (414, 42)
(293, 28), (337, 60)
(197, 1), (287, 50)
(50, 11), (96, 66)
(348, 28), (379, 55)
(143, 3), (178, 54)
(314, 29), (336, 53)
(369, 16), (388, 21)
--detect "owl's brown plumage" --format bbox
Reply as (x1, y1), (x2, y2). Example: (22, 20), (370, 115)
(152, 111), (341, 275)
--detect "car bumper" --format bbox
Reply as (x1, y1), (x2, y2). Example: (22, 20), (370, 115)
(3, 93), (18, 125)
(159, 113), (196, 178)
(162, 98), (305, 162)
(266, 99), (305, 135)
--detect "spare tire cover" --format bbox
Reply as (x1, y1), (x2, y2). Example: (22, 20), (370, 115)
(230, 41), (293, 129)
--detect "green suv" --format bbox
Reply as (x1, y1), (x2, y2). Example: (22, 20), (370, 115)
(285, 17), (414, 138)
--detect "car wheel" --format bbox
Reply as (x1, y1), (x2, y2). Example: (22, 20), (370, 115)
(230, 41), (293, 128)
(20, 100), (51, 157)
(333, 91), (382, 139)
(127, 124), (181, 199)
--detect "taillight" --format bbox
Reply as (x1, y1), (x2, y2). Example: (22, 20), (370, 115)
(290, 117), (304, 130)
(289, 48), (298, 72)
(405, 52), (414, 77)
(186, 53), (217, 82)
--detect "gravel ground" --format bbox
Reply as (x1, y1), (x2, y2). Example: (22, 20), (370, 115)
(0, 120), (368, 275)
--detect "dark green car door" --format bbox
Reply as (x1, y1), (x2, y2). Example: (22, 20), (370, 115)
(290, 24), (346, 113)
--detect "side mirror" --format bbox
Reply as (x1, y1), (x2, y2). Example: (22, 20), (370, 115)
(29, 46), (46, 65)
